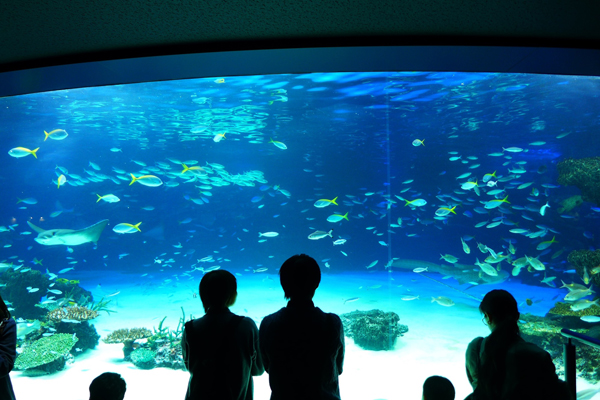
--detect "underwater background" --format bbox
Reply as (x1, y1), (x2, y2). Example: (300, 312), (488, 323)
(1, 71), (600, 399)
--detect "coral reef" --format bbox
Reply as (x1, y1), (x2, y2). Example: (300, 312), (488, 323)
(520, 313), (600, 383)
(14, 333), (78, 374)
(46, 305), (99, 322)
(0, 269), (50, 319)
(130, 348), (157, 369)
(557, 158), (600, 205)
(52, 321), (100, 352)
(103, 327), (153, 344)
(340, 309), (408, 351)
(103, 327), (153, 359)
(548, 302), (600, 317)
(567, 249), (600, 287)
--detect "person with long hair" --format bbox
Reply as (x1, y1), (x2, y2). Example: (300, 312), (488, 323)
(465, 289), (571, 400)
(0, 293), (16, 400)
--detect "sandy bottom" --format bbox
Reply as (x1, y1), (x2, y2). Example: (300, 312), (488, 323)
(10, 269), (600, 399)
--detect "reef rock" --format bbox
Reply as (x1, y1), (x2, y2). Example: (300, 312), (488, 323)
(567, 249), (600, 287)
(557, 158), (600, 205)
(340, 309), (408, 351)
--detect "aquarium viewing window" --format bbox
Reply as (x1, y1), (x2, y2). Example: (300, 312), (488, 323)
(1, 46), (600, 399)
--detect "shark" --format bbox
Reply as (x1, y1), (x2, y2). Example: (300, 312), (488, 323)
(27, 219), (109, 246)
(391, 259), (509, 285)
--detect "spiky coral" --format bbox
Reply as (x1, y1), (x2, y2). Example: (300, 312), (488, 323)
(103, 327), (152, 344)
(46, 306), (99, 322)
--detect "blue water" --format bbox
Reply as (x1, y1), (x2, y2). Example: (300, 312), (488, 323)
(2, 71), (600, 398)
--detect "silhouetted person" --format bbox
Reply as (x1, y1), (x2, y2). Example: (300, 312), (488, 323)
(423, 375), (455, 400)
(465, 289), (572, 400)
(89, 372), (126, 400)
(182, 269), (264, 400)
(259, 254), (345, 400)
(0, 294), (16, 400)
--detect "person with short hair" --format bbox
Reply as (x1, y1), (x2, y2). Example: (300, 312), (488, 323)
(422, 375), (455, 400)
(89, 372), (126, 400)
(0, 293), (16, 400)
(259, 254), (345, 400)
(182, 269), (264, 400)
(465, 289), (572, 400)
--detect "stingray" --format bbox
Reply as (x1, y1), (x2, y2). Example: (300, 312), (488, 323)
(27, 219), (109, 246)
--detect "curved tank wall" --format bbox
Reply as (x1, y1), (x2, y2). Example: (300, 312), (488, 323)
(1, 71), (600, 399)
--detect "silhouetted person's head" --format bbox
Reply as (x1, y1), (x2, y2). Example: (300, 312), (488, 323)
(89, 372), (126, 400)
(479, 289), (520, 331)
(200, 269), (237, 312)
(279, 254), (321, 300)
(422, 375), (455, 400)
(0, 293), (10, 320)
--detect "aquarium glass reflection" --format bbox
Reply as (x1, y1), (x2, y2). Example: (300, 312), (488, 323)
(1, 71), (600, 399)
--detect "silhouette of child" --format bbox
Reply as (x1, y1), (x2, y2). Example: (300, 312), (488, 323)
(89, 372), (126, 400)
(423, 375), (455, 400)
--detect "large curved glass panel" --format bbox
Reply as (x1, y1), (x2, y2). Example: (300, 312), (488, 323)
(1, 71), (599, 399)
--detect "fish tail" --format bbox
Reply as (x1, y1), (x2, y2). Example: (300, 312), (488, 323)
(343, 212), (349, 221)
(31, 148), (39, 159)
(450, 206), (457, 214)
(44, 130), (50, 141)
(431, 297), (435, 303)
(134, 222), (142, 232)
(96, 194), (102, 203)
(421, 139), (425, 146)
(181, 164), (189, 174)
(331, 197), (338, 205)
(16, 198), (22, 204)
(129, 174), (137, 185)
(404, 200), (412, 206)
(328, 229), (333, 237)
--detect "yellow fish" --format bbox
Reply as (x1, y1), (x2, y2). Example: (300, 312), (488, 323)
(44, 129), (68, 141)
(8, 147), (39, 159)
(129, 174), (163, 187)
(214, 78), (225, 84)
(57, 174), (67, 188)
(181, 164), (205, 174)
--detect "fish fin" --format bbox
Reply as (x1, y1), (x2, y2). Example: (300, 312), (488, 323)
(96, 194), (102, 203)
(84, 220), (110, 244)
(31, 148), (39, 159)
(129, 174), (137, 186)
(27, 220), (47, 234)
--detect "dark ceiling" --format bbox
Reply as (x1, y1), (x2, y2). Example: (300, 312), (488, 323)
(2, 0), (600, 73)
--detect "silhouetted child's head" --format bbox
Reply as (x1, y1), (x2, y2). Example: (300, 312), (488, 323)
(422, 375), (455, 400)
(89, 372), (126, 400)
(200, 270), (237, 312)
(279, 254), (321, 300)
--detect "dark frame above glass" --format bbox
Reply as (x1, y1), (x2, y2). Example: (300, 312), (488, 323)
(1, 46), (600, 97)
